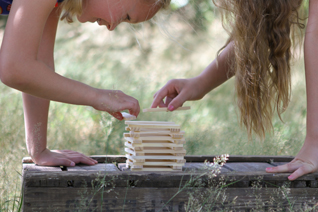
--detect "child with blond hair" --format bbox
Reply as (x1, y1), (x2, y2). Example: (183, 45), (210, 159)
(151, 0), (317, 181)
(0, 0), (170, 167)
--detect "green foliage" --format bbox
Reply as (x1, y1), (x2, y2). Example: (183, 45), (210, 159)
(0, 16), (7, 29)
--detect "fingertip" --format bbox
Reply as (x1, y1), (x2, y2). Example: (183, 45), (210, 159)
(266, 167), (278, 173)
(168, 105), (175, 111)
(266, 167), (273, 172)
(70, 162), (75, 167)
(288, 175), (295, 181)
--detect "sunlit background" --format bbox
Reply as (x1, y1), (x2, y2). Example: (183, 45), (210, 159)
(0, 0), (307, 210)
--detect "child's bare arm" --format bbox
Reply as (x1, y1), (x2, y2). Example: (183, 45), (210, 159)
(266, 0), (318, 180)
(21, 7), (96, 166)
(0, 0), (139, 118)
(151, 42), (234, 110)
(0, 0), (136, 166)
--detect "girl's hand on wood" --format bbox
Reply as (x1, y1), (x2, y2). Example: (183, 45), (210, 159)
(151, 78), (205, 111)
(92, 89), (140, 120)
(32, 149), (98, 167)
(266, 138), (318, 180)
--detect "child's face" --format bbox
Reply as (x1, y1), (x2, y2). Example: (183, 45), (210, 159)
(77, 0), (161, 31)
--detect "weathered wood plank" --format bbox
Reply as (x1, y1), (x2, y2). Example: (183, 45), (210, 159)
(22, 155), (318, 211)
(22, 155), (127, 164)
(22, 187), (318, 212)
(23, 155), (296, 164)
(23, 163), (62, 173)
(23, 164), (62, 172)
(119, 162), (230, 173)
(225, 162), (274, 172)
(67, 164), (119, 172)
(270, 162), (289, 166)
(185, 155), (295, 163)
(23, 169), (318, 189)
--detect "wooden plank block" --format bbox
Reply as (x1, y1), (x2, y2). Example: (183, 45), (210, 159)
(125, 142), (143, 151)
(124, 131), (185, 139)
(127, 157), (186, 164)
(125, 148), (144, 156)
(125, 127), (181, 133)
(125, 148), (186, 157)
(125, 121), (175, 125)
(129, 164), (182, 172)
(127, 160), (185, 167)
(126, 154), (185, 160)
(125, 141), (184, 149)
(131, 167), (182, 171)
(121, 112), (136, 121)
(142, 106), (191, 112)
(126, 122), (180, 128)
(126, 125), (180, 133)
(133, 147), (186, 154)
(124, 136), (186, 144)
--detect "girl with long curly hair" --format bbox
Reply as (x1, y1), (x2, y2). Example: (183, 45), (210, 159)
(151, 0), (316, 181)
(0, 0), (170, 167)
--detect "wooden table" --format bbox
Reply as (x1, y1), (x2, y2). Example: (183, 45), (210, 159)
(22, 155), (318, 211)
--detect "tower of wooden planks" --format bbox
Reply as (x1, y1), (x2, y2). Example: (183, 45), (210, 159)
(124, 121), (186, 171)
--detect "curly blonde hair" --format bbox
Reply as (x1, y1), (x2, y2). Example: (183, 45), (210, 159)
(213, 0), (306, 138)
(59, 0), (171, 23)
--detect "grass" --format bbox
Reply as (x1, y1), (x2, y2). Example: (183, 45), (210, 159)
(0, 5), (308, 211)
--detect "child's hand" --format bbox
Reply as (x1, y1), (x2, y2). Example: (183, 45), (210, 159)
(266, 138), (318, 180)
(32, 149), (98, 167)
(151, 78), (204, 111)
(92, 89), (140, 120)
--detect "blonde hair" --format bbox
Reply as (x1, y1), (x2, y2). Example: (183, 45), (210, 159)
(60, 0), (82, 23)
(59, 0), (171, 23)
(213, 0), (306, 138)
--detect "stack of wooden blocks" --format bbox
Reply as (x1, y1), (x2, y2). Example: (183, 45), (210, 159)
(124, 121), (186, 171)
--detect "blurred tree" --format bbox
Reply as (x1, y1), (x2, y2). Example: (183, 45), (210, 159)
(172, 0), (217, 32)
(0, 16), (7, 30)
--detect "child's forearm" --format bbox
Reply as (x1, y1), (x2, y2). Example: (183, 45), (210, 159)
(195, 41), (234, 97)
(23, 93), (50, 161)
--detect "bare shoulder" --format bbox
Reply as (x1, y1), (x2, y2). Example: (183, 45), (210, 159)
(2, 0), (59, 58)
(8, 0), (57, 21)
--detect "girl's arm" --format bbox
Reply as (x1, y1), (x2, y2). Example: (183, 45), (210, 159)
(0, 0), (140, 119)
(151, 42), (234, 110)
(22, 7), (97, 166)
(266, 0), (318, 180)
